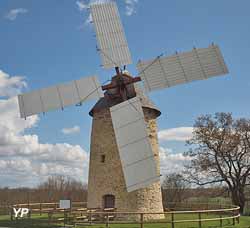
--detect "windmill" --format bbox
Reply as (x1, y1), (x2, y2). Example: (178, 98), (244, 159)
(18, 1), (229, 217)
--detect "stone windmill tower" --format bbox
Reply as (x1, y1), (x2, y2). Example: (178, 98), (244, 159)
(87, 73), (164, 217)
(17, 1), (228, 219)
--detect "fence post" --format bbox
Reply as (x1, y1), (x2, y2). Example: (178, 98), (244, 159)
(28, 208), (31, 219)
(237, 214), (240, 224)
(89, 211), (92, 225)
(140, 213), (144, 228)
(10, 207), (13, 221)
(106, 212), (109, 228)
(171, 212), (174, 228)
(64, 209), (66, 228)
(198, 212), (202, 228)
(219, 215), (222, 227)
(40, 203), (42, 215)
(237, 208), (240, 224)
(48, 212), (51, 226)
(29, 209), (32, 226)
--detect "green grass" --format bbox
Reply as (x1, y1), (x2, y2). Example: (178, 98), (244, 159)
(0, 213), (64, 228)
(0, 213), (249, 228)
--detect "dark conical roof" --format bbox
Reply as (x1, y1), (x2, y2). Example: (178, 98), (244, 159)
(89, 84), (161, 117)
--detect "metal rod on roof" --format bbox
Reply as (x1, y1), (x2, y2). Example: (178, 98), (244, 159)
(115, 67), (120, 75)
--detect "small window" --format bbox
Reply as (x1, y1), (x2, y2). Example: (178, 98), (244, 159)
(101, 155), (106, 163)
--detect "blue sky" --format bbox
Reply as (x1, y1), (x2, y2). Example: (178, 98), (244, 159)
(0, 0), (250, 187)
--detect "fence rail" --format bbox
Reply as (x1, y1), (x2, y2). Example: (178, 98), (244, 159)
(1, 202), (241, 228)
(68, 210), (240, 228)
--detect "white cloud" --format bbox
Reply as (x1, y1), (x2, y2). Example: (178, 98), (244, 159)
(5, 8), (28, 21)
(159, 147), (191, 176)
(76, 0), (111, 25)
(125, 0), (138, 16)
(76, 1), (89, 11)
(158, 127), (194, 142)
(0, 70), (89, 187)
(0, 70), (27, 97)
(76, 0), (139, 27)
(76, 0), (111, 12)
(62, 126), (80, 135)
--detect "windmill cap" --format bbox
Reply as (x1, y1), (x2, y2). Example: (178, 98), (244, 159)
(89, 78), (161, 117)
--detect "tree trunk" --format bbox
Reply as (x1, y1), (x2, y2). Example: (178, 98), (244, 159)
(231, 188), (245, 214)
(239, 188), (246, 214)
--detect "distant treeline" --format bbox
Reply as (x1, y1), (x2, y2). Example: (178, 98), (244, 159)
(0, 175), (232, 207)
(162, 187), (230, 209)
(0, 176), (87, 206)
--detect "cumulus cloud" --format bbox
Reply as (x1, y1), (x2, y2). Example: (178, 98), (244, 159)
(76, 0), (111, 11)
(0, 70), (27, 97)
(76, 1), (89, 11)
(125, 0), (138, 16)
(76, 0), (110, 26)
(159, 147), (191, 176)
(0, 70), (89, 187)
(5, 8), (28, 21)
(158, 127), (194, 142)
(76, 0), (139, 27)
(62, 126), (80, 135)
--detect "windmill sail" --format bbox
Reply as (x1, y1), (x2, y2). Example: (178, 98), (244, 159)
(137, 44), (229, 92)
(90, 2), (132, 69)
(110, 97), (160, 192)
(18, 76), (103, 119)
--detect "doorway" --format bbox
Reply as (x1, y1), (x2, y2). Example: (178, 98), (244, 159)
(103, 194), (115, 209)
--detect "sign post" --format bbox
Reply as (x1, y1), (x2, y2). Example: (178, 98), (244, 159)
(59, 200), (71, 227)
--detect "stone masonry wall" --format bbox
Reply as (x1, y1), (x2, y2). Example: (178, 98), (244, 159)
(87, 106), (164, 220)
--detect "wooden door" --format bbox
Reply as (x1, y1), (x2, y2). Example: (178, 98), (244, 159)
(103, 194), (115, 209)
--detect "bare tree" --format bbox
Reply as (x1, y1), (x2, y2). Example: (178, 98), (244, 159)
(184, 112), (250, 213)
(0, 176), (87, 206)
(38, 175), (86, 191)
(162, 173), (188, 209)
(37, 175), (87, 202)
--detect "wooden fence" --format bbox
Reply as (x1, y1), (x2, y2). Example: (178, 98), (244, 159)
(12, 201), (87, 213)
(3, 202), (241, 228)
(70, 209), (240, 228)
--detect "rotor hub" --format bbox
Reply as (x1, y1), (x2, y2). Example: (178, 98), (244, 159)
(102, 72), (141, 101)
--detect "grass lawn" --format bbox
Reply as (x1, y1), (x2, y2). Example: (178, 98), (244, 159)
(0, 213), (249, 228)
